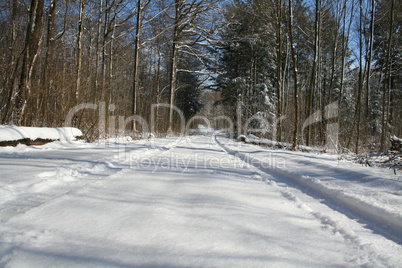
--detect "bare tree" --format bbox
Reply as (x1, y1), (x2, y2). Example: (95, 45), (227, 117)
(337, 0), (355, 149)
(2, 0), (19, 124)
(306, 0), (321, 146)
(380, 0), (395, 151)
(75, 0), (85, 102)
(275, 0), (284, 142)
(132, 0), (152, 131)
(14, 0), (45, 125)
(288, 0), (299, 149)
(167, 0), (218, 133)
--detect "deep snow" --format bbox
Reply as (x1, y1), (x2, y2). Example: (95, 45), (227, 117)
(0, 132), (401, 267)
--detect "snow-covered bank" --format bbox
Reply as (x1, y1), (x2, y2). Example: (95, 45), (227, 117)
(238, 134), (401, 172)
(0, 134), (401, 267)
(0, 125), (83, 146)
(217, 135), (402, 244)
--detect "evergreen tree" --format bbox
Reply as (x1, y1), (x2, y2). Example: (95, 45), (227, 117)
(373, 0), (402, 148)
(214, 0), (276, 137)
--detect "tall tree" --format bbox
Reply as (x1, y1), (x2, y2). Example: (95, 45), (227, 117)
(14, 0), (45, 125)
(167, 0), (219, 133)
(214, 0), (276, 137)
(275, 0), (284, 142)
(75, 0), (85, 102)
(379, 0), (395, 151)
(337, 0), (355, 149)
(288, 0), (299, 149)
(168, 0), (181, 133)
(2, 0), (19, 124)
(132, 0), (144, 131)
(305, 0), (321, 146)
(39, 0), (59, 125)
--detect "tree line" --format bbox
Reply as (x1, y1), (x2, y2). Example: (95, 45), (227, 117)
(0, 0), (400, 153)
(214, 0), (401, 153)
(0, 0), (218, 139)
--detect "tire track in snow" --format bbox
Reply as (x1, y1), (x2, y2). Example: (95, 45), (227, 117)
(0, 138), (186, 267)
(0, 141), (175, 221)
(214, 134), (402, 246)
(0, 161), (121, 223)
(0, 138), (182, 224)
(213, 134), (400, 265)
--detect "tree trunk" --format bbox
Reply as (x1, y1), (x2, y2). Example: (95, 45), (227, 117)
(109, 1), (119, 105)
(40, 0), (58, 125)
(380, 0), (394, 151)
(306, 0), (321, 146)
(365, 0), (376, 145)
(275, 0), (283, 142)
(2, 0), (18, 124)
(168, 0), (181, 133)
(132, 0), (143, 131)
(353, 0), (365, 154)
(76, 0), (85, 102)
(94, 0), (104, 103)
(338, 0), (355, 149)
(14, 0), (44, 125)
(100, 0), (109, 103)
(288, 0), (299, 149)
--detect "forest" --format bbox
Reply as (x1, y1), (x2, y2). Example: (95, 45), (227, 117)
(0, 0), (401, 153)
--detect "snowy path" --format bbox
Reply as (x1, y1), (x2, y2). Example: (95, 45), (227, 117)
(0, 134), (401, 267)
(215, 135), (402, 244)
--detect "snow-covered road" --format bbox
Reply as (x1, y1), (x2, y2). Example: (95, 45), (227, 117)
(0, 134), (401, 267)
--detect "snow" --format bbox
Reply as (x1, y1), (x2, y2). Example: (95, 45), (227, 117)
(0, 125), (82, 142)
(218, 137), (402, 241)
(0, 133), (401, 267)
(196, 124), (215, 133)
